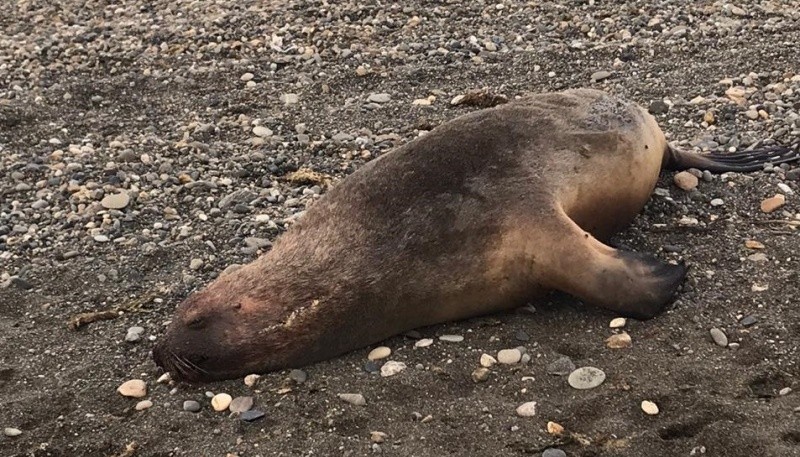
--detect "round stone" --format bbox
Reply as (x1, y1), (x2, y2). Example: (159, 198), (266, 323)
(135, 400), (153, 411)
(710, 328), (728, 347)
(606, 332), (632, 349)
(211, 393), (232, 411)
(368, 346), (391, 361)
(497, 348), (522, 364)
(252, 125), (273, 137)
(244, 374), (261, 387)
(183, 400), (201, 412)
(117, 379), (147, 398)
(337, 393), (366, 406)
(289, 369), (307, 383)
(515, 401), (537, 417)
(641, 400), (659, 415)
(100, 192), (130, 210)
(380, 361), (407, 377)
(4, 428), (22, 437)
(674, 171), (699, 191)
(480, 353), (497, 368)
(568, 367), (606, 390)
(609, 317), (627, 328)
(542, 449), (567, 457)
(229, 396), (254, 413)
(439, 334), (464, 342)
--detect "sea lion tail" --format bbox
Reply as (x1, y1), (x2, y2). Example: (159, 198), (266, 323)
(664, 140), (800, 173)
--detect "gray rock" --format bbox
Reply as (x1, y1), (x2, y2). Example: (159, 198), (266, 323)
(648, 101), (670, 115)
(590, 70), (612, 82)
(289, 369), (307, 383)
(740, 315), (758, 327)
(367, 93), (392, 103)
(229, 396), (254, 413)
(240, 409), (265, 422)
(710, 328), (728, 347)
(568, 366), (606, 390)
(542, 449), (567, 457)
(547, 357), (575, 376)
(183, 400), (201, 412)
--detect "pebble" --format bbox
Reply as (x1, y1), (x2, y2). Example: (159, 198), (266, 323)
(710, 328), (728, 347)
(117, 379), (147, 398)
(370, 431), (388, 443)
(542, 449), (567, 457)
(471, 367), (491, 383)
(125, 326), (145, 343)
(240, 72), (254, 81)
(515, 401), (537, 417)
(777, 183), (793, 195)
(546, 421), (564, 436)
(189, 258), (203, 270)
(364, 361), (381, 373)
(94, 235), (110, 243)
(609, 317), (627, 328)
(338, 393), (366, 406)
(439, 334), (464, 342)
(183, 400), (201, 412)
(740, 315), (758, 327)
(380, 361), (407, 377)
(367, 93), (391, 103)
(547, 357), (576, 376)
(100, 192), (130, 210)
(648, 100), (669, 115)
(591, 70), (612, 82)
(289, 369), (307, 383)
(568, 367), (606, 389)
(4, 428), (22, 437)
(710, 198), (724, 207)
(747, 253), (768, 263)
(674, 171), (699, 191)
(515, 330), (530, 342)
(641, 400), (659, 415)
(240, 410), (265, 422)
(779, 387), (792, 396)
(252, 125), (273, 137)
(368, 346), (391, 361)
(745, 240), (765, 249)
(606, 332), (632, 349)
(135, 400), (153, 411)
(497, 348), (522, 364)
(415, 338), (434, 348)
(281, 93), (299, 105)
(760, 194), (785, 213)
(229, 396), (254, 413)
(480, 353), (497, 368)
(244, 374), (261, 387)
(211, 393), (232, 411)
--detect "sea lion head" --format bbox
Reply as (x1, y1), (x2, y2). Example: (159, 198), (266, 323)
(152, 265), (303, 382)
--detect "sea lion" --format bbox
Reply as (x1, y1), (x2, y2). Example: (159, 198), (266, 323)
(152, 89), (799, 382)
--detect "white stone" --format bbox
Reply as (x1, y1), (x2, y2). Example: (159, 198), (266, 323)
(380, 361), (407, 377)
(211, 393), (232, 411)
(515, 401), (537, 417)
(368, 346), (391, 361)
(338, 393), (366, 406)
(497, 348), (522, 364)
(641, 400), (659, 415)
(117, 379), (147, 398)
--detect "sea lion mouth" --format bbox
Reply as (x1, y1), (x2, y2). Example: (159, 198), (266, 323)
(152, 343), (211, 383)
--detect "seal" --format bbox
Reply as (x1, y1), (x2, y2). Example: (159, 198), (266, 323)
(152, 89), (800, 382)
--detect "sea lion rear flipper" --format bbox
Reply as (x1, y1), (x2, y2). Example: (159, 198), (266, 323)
(542, 210), (687, 319)
(664, 142), (800, 173)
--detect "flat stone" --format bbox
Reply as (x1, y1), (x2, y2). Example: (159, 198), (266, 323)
(497, 348), (522, 364)
(740, 315), (758, 327)
(338, 393), (366, 406)
(547, 357), (576, 376)
(414, 338), (434, 348)
(439, 334), (464, 342)
(568, 367), (606, 390)
(100, 192), (130, 209)
(760, 194), (785, 213)
(211, 393), (232, 411)
(641, 400), (659, 415)
(674, 171), (699, 191)
(710, 328), (728, 347)
(368, 346), (391, 361)
(747, 253), (769, 263)
(542, 449), (567, 457)
(229, 396), (254, 413)
(515, 401), (537, 417)
(240, 410), (265, 422)
(380, 361), (407, 377)
(117, 379), (147, 398)
(606, 332), (632, 349)
(745, 240), (765, 249)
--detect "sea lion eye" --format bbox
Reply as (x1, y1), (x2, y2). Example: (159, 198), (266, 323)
(187, 316), (206, 329)
(232, 302), (242, 310)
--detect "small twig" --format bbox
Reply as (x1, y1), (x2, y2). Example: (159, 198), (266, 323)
(108, 442), (138, 457)
(752, 220), (800, 227)
(67, 289), (167, 330)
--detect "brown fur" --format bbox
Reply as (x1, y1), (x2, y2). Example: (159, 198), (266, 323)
(153, 89), (797, 381)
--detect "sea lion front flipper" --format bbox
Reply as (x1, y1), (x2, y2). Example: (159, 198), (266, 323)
(541, 210), (687, 320)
